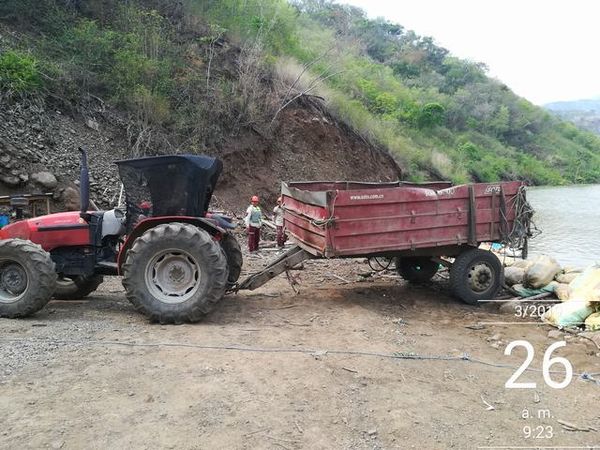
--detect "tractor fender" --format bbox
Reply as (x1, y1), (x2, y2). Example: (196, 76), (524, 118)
(117, 216), (224, 273)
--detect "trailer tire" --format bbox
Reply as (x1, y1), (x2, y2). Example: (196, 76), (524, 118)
(0, 239), (57, 318)
(450, 248), (503, 305)
(122, 222), (229, 324)
(396, 257), (439, 283)
(220, 232), (243, 287)
(54, 275), (104, 300)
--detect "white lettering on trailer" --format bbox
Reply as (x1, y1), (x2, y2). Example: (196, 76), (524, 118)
(438, 187), (456, 196)
(485, 185), (501, 194)
(350, 194), (384, 200)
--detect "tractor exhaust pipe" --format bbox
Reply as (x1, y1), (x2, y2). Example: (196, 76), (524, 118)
(79, 147), (90, 216)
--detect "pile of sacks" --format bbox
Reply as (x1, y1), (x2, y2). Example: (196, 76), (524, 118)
(504, 255), (600, 330)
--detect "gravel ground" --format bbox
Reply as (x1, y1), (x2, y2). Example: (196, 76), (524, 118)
(1, 249), (600, 449)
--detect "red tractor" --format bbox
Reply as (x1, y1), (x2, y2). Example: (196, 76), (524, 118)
(0, 149), (242, 324)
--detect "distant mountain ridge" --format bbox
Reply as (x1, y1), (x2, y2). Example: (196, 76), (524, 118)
(544, 98), (600, 135)
(545, 98), (600, 112)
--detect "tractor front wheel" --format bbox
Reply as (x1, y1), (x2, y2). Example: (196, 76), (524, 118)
(54, 275), (104, 300)
(122, 223), (229, 324)
(0, 239), (57, 318)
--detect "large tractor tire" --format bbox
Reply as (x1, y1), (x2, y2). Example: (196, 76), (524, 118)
(122, 223), (229, 324)
(450, 248), (503, 305)
(54, 275), (104, 300)
(0, 239), (57, 318)
(396, 256), (439, 283)
(220, 232), (243, 287)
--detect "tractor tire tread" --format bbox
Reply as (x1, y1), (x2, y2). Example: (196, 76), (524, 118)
(54, 275), (104, 300)
(449, 248), (503, 305)
(121, 223), (228, 324)
(220, 233), (243, 286)
(0, 239), (57, 318)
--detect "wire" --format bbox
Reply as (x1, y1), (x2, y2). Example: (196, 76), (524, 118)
(2, 337), (597, 386)
(368, 256), (393, 271)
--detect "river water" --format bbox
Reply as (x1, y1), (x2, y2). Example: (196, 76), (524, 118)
(526, 184), (600, 267)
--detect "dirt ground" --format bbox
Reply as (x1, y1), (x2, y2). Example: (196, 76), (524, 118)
(1, 248), (600, 450)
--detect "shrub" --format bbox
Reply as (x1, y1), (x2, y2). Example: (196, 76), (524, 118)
(0, 50), (42, 95)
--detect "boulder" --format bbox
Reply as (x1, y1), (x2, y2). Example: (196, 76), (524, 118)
(0, 174), (20, 186)
(31, 171), (58, 189)
(61, 186), (80, 211)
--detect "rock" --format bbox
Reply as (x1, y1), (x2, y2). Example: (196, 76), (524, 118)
(18, 173), (29, 183)
(367, 428), (377, 436)
(487, 333), (502, 342)
(0, 175), (20, 186)
(61, 187), (80, 210)
(86, 118), (100, 131)
(31, 171), (58, 189)
(548, 330), (564, 339)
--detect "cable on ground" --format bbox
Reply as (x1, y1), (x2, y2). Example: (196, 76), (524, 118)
(2, 337), (597, 386)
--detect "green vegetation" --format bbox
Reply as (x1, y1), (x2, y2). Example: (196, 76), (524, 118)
(1, 0), (599, 184)
(0, 50), (42, 95)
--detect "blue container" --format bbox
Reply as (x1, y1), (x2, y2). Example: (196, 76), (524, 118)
(0, 215), (9, 228)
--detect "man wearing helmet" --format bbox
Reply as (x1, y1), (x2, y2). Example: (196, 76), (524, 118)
(245, 195), (262, 252)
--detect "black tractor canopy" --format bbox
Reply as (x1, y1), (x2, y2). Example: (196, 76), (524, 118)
(115, 154), (222, 230)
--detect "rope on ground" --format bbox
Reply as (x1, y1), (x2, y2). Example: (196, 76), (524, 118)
(2, 337), (598, 386)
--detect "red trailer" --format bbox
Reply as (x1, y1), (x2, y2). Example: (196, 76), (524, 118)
(237, 180), (532, 304)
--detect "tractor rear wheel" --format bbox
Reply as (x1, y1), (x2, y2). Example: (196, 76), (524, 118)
(0, 239), (57, 318)
(220, 232), (243, 287)
(450, 248), (503, 305)
(396, 256), (439, 283)
(122, 223), (229, 324)
(54, 275), (104, 300)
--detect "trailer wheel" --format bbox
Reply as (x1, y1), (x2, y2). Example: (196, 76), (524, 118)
(122, 223), (229, 324)
(220, 232), (243, 287)
(396, 257), (439, 283)
(0, 239), (57, 318)
(450, 248), (503, 305)
(54, 275), (104, 300)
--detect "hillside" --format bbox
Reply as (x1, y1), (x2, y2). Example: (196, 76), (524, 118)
(1, 0), (600, 210)
(545, 98), (600, 135)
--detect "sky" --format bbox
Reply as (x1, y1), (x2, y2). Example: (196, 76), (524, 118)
(338, 0), (600, 105)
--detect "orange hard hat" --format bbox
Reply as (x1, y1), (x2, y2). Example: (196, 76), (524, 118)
(251, 195), (259, 203)
(139, 201), (152, 210)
